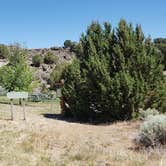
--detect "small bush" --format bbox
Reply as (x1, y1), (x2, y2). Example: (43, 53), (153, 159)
(135, 114), (166, 147)
(49, 62), (67, 88)
(0, 44), (9, 59)
(139, 108), (159, 120)
(44, 51), (58, 64)
(32, 54), (43, 67)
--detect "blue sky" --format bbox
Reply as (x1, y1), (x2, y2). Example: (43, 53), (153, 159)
(0, 0), (165, 48)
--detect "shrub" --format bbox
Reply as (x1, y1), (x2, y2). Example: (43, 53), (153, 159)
(154, 38), (166, 69)
(0, 45), (33, 92)
(32, 54), (43, 67)
(49, 62), (68, 88)
(0, 86), (6, 96)
(139, 108), (159, 120)
(0, 44), (9, 59)
(135, 114), (166, 147)
(44, 51), (58, 64)
(41, 83), (49, 94)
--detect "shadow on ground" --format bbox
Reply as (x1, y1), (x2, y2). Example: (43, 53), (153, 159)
(42, 113), (76, 123)
(42, 113), (116, 126)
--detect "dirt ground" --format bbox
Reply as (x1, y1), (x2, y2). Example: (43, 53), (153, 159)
(0, 102), (165, 166)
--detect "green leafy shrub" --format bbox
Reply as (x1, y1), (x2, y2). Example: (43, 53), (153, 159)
(154, 38), (166, 69)
(135, 114), (166, 147)
(44, 51), (58, 64)
(32, 54), (43, 67)
(49, 62), (68, 88)
(62, 20), (165, 122)
(0, 45), (33, 92)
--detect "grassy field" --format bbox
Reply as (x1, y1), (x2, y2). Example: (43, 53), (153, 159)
(0, 102), (165, 166)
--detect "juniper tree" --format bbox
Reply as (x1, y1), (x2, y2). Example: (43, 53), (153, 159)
(154, 38), (166, 69)
(62, 20), (165, 122)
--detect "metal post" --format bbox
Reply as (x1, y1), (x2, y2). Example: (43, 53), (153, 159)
(10, 99), (13, 120)
(22, 98), (26, 120)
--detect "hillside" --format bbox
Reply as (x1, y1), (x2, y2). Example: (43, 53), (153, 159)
(0, 45), (75, 92)
(27, 46), (75, 91)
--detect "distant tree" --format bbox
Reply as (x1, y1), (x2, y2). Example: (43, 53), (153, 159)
(64, 40), (72, 48)
(32, 54), (43, 67)
(0, 45), (33, 92)
(64, 40), (79, 53)
(70, 41), (79, 53)
(154, 38), (166, 44)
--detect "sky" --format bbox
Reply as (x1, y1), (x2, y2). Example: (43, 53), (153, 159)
(0, 0), (165, 48)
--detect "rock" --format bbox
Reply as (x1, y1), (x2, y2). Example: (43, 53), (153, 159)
(42, 64), (48, 71)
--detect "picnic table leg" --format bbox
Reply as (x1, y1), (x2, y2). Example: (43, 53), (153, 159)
(10, 99), (13, 120)
(22, 98), (26, 120)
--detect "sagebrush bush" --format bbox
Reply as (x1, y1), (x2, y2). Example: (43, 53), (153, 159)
(139, 108), (159, 120)
(32, 54), (43, 67)
(135, 114), (166, 147)
(44, 51), (58, 64)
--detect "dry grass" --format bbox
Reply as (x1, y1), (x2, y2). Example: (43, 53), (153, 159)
(0, 102), (165, 166)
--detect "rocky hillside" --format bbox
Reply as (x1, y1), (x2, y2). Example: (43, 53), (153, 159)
(27, 46), (75, 91)
(27, 46), (74, 63)
(0, 45), (75, 92)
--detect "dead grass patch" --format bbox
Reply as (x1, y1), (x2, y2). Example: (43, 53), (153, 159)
(0, 103), (165, 166)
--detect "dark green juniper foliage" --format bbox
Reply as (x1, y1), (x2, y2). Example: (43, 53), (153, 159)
(154, 38), (166, 70)
(62, 19), (165, 122)
(64, 40), (79, 53)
